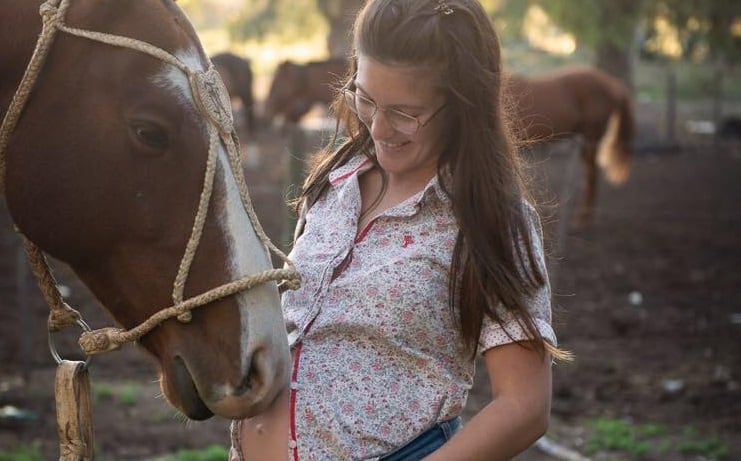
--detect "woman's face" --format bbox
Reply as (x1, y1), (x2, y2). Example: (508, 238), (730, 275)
(354, 55), (448, 184)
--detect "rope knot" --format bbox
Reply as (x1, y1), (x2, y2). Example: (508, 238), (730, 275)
(278, 270), (302, 291)
(39, 0), (62, 23)
(177, 311), (193, 322)
(60, 440), (87, 457)
(282, 278), (301, 291)
(79, 327), (124, 355)
(47, 304), (81, 332)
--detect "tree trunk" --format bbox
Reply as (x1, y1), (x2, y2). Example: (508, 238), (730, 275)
(596, 43), (634, 89)
(593, 0), (640, 89)
(318, 0), (364, 58)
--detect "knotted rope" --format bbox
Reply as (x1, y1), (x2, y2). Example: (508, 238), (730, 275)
(2, 2), (303, 459)
(1, 0), (300, 358)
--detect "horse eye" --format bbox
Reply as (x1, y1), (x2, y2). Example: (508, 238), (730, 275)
(130, 122), (170, 150)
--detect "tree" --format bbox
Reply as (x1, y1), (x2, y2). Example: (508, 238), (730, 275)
(499, 0), (740, 88)
(316, 0), (365, 57)
(500, 0), (643, 86)
(228, 0), (363, 58)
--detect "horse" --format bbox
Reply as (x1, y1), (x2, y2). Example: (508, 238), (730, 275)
(263, 57), (349, 126)
(506, 65), (635, 224)
(0, 0), (297, 425)
(211, 51), (257, 136)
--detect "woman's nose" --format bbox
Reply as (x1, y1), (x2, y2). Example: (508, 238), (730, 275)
(369, 109), (395, 138)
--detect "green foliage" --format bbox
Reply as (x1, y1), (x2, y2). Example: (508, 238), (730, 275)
(678, 427), (731, 460)
(497, 0), (639, 49)
(153, 444), (229, 461)
(92, 381), (140, 406)
(643, 0), (740, 62)
(93, 382), (116, 401)
(586, 418), (653, 456)
(585, 418), (731, 460)
(0, 442), (44, 461)
(228, 0), (328, 44)
(117, 383), (140, 406)
(497, 0), (739, 62)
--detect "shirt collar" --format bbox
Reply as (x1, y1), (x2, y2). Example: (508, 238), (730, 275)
(328, 153), (452, 207)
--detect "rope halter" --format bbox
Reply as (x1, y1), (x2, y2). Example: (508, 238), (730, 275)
(0, 0), (301, 360)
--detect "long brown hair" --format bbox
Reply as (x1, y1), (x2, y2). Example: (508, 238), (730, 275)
(300, 0), (567, 360)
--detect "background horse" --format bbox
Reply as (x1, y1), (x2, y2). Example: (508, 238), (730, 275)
(212, 51), (257, 136)
(264, 57), (349, 126)
(0, 0), (291, 422)
(506, 66), (635, 224)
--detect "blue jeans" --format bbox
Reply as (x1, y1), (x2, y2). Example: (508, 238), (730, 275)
(379, 417), (462, 461)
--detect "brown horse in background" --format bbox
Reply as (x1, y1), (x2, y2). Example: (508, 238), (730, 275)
(264, 57), (349, 126)
(212, 51), (257, 136)
(506, 66), (634, 224)
(1, 0), (292, 424)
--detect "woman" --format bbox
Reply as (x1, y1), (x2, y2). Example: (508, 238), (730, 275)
(231, 0), (569, 459)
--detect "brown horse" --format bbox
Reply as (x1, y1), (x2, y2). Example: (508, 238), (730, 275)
(212, 51), (257, 136)
(506, 65), (634, 223)
(264, 57), (349, 125)
(0, 0), (294, 422)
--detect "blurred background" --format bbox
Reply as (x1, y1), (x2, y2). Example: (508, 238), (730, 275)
(1, 1), (739, 460)
(181, 0), (740, 147)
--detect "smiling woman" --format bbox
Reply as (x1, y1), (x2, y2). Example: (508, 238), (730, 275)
(231, 1), (568, 460)
(0, 0), (295, 432)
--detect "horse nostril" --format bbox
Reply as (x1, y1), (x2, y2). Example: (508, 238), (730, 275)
(237, 348), (270, 396)
(235, 369), (252, 395)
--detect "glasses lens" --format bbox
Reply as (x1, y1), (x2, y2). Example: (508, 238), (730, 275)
(353, 93), (376, 122)
(387, 110), (419, 135)
(343, 89), (421, 135)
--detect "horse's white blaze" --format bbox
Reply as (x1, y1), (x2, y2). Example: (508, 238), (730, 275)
(152, 49), (287, 398)
(218, 142), (280, 377)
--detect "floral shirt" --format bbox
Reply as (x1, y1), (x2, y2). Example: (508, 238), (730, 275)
(281, 154), (556, 460)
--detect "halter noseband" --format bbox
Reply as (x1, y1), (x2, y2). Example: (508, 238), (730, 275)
(0, 0), (301, 359)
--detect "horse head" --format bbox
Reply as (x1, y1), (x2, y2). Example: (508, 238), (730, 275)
(0, 0), (292, 420)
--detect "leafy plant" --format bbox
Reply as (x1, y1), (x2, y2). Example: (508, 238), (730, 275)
(586, 418), (652, 456)
(153, 444), (229, 461)
(584, 417), (730, 460)
(0, 442), (44, 461)
(678, 427), (730, 460)
(117, 383), (140, 407)
(93, 381), (141, 406)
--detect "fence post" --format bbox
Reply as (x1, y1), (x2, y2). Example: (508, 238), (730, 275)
(665, 66), (677, 146)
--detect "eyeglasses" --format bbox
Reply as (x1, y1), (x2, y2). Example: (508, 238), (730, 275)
(343, 88), (447, 135)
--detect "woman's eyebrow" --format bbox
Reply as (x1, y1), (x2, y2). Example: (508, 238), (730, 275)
(354, 82), (426, 111)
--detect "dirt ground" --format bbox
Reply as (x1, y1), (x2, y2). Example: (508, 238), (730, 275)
(0, 106), (739, 460)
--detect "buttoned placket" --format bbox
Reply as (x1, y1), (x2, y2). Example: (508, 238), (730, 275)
(287, 184), (359, 459)
(285, 157), (442, 459)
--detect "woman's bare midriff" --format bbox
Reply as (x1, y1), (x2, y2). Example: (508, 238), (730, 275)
(230, 387), (290, 461)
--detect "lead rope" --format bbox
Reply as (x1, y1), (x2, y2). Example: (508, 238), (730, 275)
(0, 1), (301, 459)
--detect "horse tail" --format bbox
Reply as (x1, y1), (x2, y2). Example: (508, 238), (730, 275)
(597, 90), (633, 184)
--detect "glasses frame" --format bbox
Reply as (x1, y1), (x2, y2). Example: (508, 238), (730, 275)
(342, 87), (447, 135)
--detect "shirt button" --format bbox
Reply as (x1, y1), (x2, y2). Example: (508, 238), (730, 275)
(290, 381), (300, 390)
(288, 439), (297, 450)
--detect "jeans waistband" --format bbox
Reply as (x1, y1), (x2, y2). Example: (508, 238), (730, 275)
(378, 417), (462, 461)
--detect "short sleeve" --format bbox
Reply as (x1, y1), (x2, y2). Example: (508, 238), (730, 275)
(478, 203), (557, 353)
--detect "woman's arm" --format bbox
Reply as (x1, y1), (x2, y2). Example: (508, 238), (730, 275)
(424, 341), (552, 461)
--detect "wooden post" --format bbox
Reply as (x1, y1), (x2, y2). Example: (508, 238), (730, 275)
(55, 360), (94, 461)
(665, 66), (677, 146)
